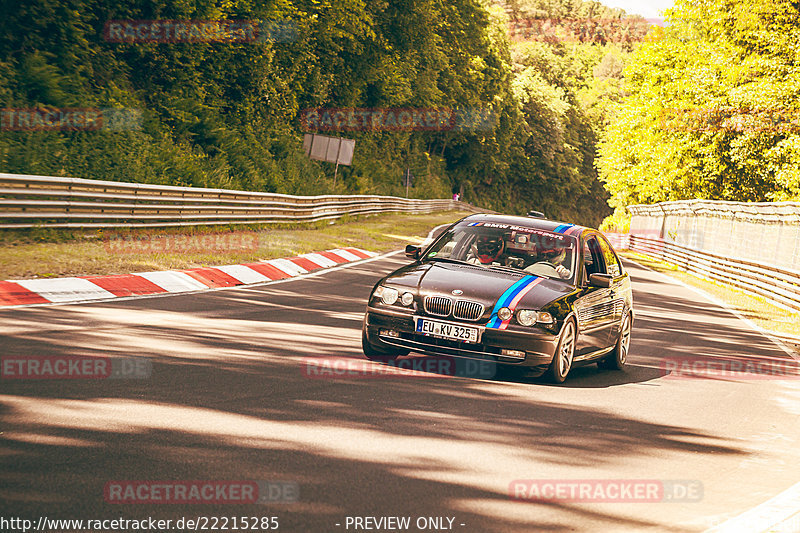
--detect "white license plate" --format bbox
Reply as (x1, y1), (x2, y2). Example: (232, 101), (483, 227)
(415, 318), (480, 343)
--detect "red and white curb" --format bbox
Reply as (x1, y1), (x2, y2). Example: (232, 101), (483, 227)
(0, 248), (377, 308)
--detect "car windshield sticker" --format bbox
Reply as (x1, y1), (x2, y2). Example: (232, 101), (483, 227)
(464, 222), (575, 243)
(486, 275), (542, 330)
(555, 224), (582, 236)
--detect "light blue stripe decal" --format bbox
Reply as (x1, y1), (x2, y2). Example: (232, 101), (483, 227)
(486, 275), (538, 328)
(554, 224), (573, 233)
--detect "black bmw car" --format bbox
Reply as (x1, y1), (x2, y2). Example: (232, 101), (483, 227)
(362, 213), (634, 383)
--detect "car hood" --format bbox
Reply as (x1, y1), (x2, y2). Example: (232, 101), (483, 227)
(383, 260), (573, 310)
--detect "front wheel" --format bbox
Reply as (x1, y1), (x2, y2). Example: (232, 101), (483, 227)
(362, 331), (409, 362)
(546, 319), (576, 383)
(599, 313), (631, 371)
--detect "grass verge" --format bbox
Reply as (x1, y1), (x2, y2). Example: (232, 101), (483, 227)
(0, 211), (473, 280)
(621, 250), (800, 356)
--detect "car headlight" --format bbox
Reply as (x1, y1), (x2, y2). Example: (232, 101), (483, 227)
(517, 309), (537, 326)
(375, 286), (399, 305)
(400, 292), (414, 306)
(497, 307), (512, 321)
(515, 310), (555, 327)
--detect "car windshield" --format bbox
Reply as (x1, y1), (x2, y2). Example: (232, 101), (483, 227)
(423, 221), (578, 282)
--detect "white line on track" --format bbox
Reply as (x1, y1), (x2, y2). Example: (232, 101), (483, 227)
(215, 264), (272, 284)
(0, 250), (402, 309)
(137, 271), (208, 293)
(264, 258), (307, 276)
(703, 480), (800, 533)
(14, 277), (116, 303)
(0, 217), (455, 309)
(327, 249), (363, 262)
(300, 252), (339, 268)
(622, 256), (800, 533)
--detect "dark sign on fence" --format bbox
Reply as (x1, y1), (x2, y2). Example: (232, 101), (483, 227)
(303, 134), (355, 165)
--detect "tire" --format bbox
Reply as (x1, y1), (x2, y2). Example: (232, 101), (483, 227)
(362, 330), (409, 362)
(599, 312), (631, 371)
(546, 319), (576, 384)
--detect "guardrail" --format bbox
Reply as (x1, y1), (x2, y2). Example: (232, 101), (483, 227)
(0, 173), (474, 228)
(628, 199), (800, 270)
(608, 232), (800, 312)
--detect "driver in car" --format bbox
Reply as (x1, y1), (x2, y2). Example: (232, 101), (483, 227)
(466, 234), (505, 265)
(538, 247), (571, 279)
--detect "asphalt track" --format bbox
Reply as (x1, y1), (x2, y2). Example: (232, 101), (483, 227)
(1, 253), (799, 532)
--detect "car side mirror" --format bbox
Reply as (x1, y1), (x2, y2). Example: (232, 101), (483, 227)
(588, 273), (612, 288)
(405, 244), (422, 260)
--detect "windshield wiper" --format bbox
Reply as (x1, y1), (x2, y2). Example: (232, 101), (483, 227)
(487, 265), (526, 275)
(425, 256), (474, 266)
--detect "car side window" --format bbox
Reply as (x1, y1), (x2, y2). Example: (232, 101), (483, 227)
(583, 236), (605, 279)
(597, 236), (622, 277)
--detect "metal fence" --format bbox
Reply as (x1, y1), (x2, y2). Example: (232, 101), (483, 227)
(609, 200), (800, 311)
(628, 200), (800, 270)
(0, 173), (472, 229)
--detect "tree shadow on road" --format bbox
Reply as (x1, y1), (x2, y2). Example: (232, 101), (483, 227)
(0, 258), (771, 532)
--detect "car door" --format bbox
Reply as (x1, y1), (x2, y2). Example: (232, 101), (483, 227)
(573, 233), (616, 358)
(598, 234), (630, 342)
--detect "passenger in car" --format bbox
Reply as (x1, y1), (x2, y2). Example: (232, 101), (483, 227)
(466, 234), (506, 265)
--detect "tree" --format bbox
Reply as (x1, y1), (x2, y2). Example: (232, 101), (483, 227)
(598, 0), (800, 208)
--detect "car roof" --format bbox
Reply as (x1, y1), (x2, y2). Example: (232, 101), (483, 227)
(460, 213), (589, 237)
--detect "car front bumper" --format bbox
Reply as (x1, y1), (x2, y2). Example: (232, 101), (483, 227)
(363, 305), (559, 373)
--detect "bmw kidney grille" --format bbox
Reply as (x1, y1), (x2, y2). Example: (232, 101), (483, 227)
(424, 296), (484, 321)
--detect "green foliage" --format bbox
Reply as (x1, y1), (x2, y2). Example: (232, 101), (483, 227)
(598, 206), (630, 233)
(500, 1), (634, 226)
(598, 0), (800, 208)
(0, 0), (629, 227)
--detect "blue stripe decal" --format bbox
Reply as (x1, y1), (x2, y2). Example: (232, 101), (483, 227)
(554, 224), (573, 233)
(486, 275), (538, 328)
